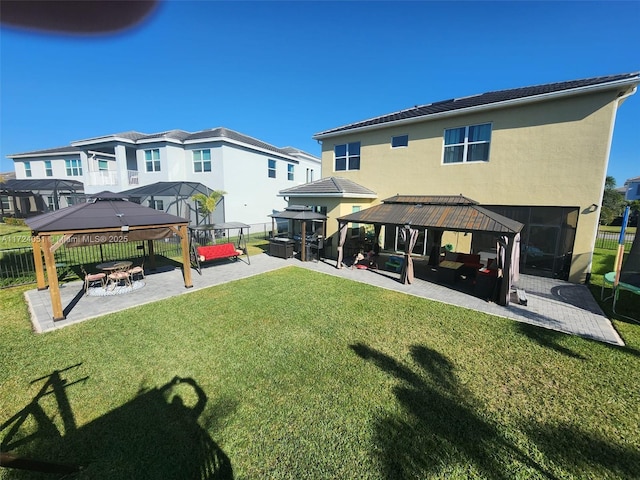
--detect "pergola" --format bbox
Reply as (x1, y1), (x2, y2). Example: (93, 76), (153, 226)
(269, 206), (327, 262)
(26, 194), (193, 321)
(337, 195), (524, 305)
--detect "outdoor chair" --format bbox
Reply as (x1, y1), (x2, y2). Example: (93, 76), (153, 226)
(385, 255), (404, 273)
(81, 266), (106, 295)
(128, 262), (145, 281)
(106, 266), (132, 290)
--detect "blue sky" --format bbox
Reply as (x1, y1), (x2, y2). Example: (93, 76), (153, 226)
(1, 1), (638, 187)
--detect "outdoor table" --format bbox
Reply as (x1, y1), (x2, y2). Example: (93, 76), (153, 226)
(96, 261), (134, 291)
(96, 261), (133, 272)
(437, 260), (464, 284)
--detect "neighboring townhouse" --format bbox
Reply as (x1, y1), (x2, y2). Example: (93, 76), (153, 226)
(622, 176), (640, 201)
(7, 127), (321, 225)
(304, 72), (639, 283)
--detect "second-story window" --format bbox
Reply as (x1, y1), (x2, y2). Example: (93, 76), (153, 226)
(44, 160), (53, 177)
(268, 159), (276, 178)
(391, 135), (409, 148)
(193, 149), (212, 173)
(334, 142), (360, 171)
(65, 159), (82, 176)
(98, 160), (109, 171)
(443, 123), (492, 164)
(145, 149), (161, 172)
(287, 164), (294, 181)
(24, 161), (32, 177)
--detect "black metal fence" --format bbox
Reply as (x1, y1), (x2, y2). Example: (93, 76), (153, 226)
(1, 238), (183, 288)
(594, 230), (635, 250)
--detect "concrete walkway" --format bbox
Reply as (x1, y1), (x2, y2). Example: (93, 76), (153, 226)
(25, 253), (624, 345)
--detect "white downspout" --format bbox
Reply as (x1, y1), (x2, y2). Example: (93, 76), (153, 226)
(585, 85), (637, 283)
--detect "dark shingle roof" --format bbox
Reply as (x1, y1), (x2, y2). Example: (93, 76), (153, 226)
(138, 130), (192, 142)
(8, 127), (318, 161)
(278, 177), (377, 197)
(314, 72), (640, 137)
(8, 146), (81, 157)
(185, 127), (296, 157)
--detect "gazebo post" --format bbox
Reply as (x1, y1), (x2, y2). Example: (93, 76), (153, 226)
(301, 221), (306, 261)
(32, 234), (47, 290)
(147, 240), (156, 270)
(41, 235), (64, 321)
(179, 225), (193, 288)
(498, 235), (514, 306)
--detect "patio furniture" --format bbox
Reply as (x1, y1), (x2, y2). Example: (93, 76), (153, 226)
(438, 260), (464, 284)
(106, 267), (132, 290)
(602, 271), (640, 322)
(269, 237), (295, 259)
(385, 256), (403, 273)
(98, 261), (133, 290)
(128, 262), (145, 281)
(81, 266), (106, 295)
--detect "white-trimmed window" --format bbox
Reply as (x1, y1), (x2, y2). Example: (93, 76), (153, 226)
(24, 161), (32, 177)
(287, 164), (294, 181)
(443, 123), (491, 164)
(391, 135), (409, 148)
(98, 159), (109, 171)
(268, 159), (276, 178)
(193, 149), (211, 173)
(47, 196), (55, 210)
(145, 149), (161, 172)
(65, 159), (82, 176)
(1, 195), (10, 210)
(335, 142), (360, 171)
(44, 160), (53, 177)
(149, 199), (164, 210)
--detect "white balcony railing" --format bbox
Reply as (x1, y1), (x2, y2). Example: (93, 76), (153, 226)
(87, 170), (119, 186)
(128, 170), (139, 185)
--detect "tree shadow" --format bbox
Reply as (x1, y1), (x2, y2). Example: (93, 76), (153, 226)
(516, 323), (587, 360)
(1, 367), (234, 479)
(350, 343), (559, 479)
(522, 420), (640, 479)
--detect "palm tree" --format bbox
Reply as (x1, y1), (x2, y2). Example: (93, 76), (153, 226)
(191, 190), (227, 225)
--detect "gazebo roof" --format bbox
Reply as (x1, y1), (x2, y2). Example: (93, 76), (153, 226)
(338, 195), (523, 235)
(269, 206), (327, 221)
(26, 197), (188, 233)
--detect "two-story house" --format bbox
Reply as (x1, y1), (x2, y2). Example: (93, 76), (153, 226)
(7, 127), (321, 225)
(284, 72), (638, 283)
(622, 176), (640, 201)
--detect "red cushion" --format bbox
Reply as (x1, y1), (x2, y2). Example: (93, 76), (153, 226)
(197, 243), (239, 260)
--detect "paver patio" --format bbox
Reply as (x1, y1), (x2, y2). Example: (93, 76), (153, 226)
(24, 252), (624, 346)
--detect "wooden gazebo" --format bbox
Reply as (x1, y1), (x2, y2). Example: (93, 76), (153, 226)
(26, 194), (193, 321)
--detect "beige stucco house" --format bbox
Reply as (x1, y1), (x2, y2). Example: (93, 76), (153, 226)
(282, 72), (639, 283)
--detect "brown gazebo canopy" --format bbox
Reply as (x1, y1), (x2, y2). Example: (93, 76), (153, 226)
(26, 194), (193, 321)
(337, 195), (524, 305)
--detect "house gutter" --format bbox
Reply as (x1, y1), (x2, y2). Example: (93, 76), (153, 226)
(313, 77), (640, 140)
(585, 84), (638, 284)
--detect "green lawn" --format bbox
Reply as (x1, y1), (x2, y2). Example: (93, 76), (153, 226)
(599, 225), (637, 234)
(1, 258), (639, 479)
